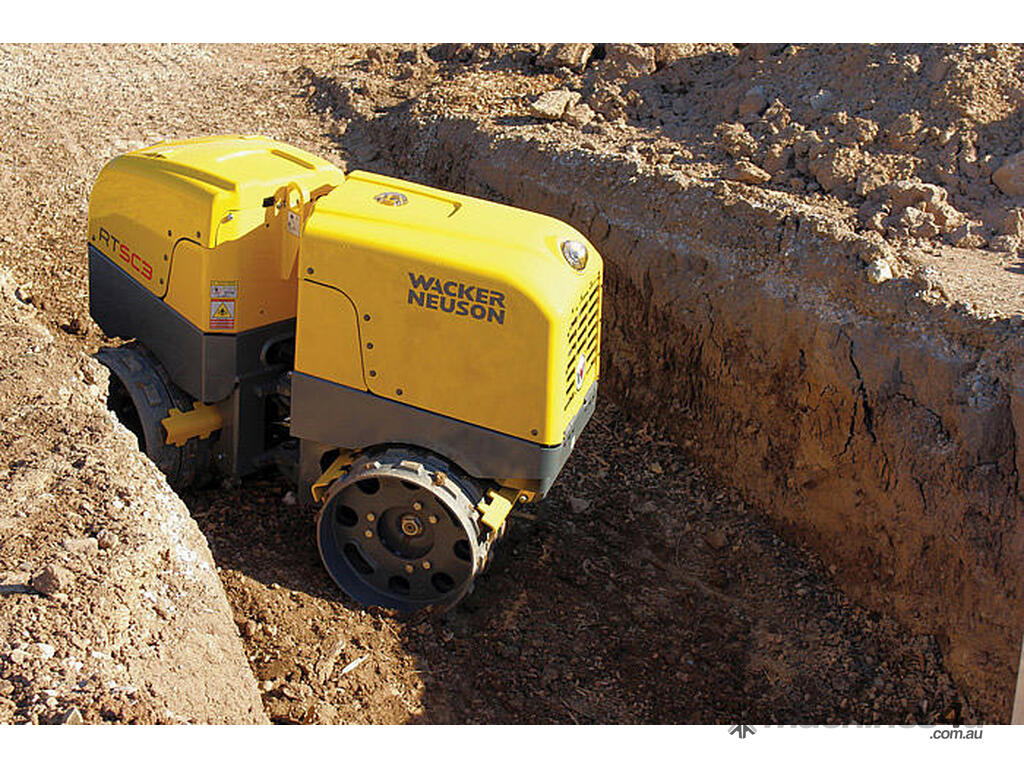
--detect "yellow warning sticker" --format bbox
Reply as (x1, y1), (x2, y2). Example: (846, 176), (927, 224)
(210, 281), (237, 330)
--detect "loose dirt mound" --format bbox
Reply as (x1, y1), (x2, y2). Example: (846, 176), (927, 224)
(0, 269), (265, 723)
(311, 43), (1024, 274)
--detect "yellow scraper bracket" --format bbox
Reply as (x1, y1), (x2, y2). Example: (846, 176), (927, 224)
(476, 486), (524, 533)
(311, 451), (355, 503)
(161, 402), (223, 447)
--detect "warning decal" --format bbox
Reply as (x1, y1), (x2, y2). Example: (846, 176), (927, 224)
(210, 281), (237, 330)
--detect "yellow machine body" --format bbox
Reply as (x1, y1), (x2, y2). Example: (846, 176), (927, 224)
(89, 135), (601, 453)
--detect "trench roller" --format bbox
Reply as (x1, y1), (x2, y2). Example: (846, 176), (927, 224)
(87, 134), (602, 612)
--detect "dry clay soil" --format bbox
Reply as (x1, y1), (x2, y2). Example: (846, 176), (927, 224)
(0, 44), (984, 724)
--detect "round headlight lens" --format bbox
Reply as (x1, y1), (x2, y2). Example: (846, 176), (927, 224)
(560, 240), (588, 271)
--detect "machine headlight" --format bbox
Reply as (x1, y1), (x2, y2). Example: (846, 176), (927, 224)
(560, 240), (588, 271)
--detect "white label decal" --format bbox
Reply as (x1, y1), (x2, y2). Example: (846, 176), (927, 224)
(210, 281), (237, 299)
(575, 352), (587, 391)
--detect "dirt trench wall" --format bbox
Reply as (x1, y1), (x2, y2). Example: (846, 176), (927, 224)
(0, 270), (267, 724)
(352, 109), (1024, 721)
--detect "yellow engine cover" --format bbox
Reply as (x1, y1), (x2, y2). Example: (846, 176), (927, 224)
(88, 134), (346, 333)
(295, 171), (602, 446)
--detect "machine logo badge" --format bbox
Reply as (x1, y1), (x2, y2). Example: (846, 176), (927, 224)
(375, 191), (408, 207)
(575, 352), (587, 391)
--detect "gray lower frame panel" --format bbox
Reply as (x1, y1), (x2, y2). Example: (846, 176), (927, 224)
(291, 373), (597, 495)
(89, 245), (295, 402)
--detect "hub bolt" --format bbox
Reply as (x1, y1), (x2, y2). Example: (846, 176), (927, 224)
(412, 501), (423, 511)
(364, 530), (373, 539)
(404, 564), (414, 574)
(422, 560), (432, 570)
(366, 512), (376, 522)
(427, 515), (438, 525)
(400, 514), (425, 537)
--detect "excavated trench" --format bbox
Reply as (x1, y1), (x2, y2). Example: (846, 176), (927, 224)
(171, 92), (1010, 722)
(296, 86), (1024, 722)
(4, 44), (1019, 724)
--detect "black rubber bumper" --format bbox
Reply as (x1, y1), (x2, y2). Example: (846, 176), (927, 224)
(290, 372), (597, 495)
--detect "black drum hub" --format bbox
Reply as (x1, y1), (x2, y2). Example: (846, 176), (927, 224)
(316, 449), (492, 612)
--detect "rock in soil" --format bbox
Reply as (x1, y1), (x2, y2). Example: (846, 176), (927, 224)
(529, 89), (581, 120)
(30, 565), (71, 596)
(993, 151), (1024, 196)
